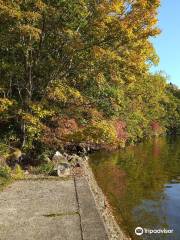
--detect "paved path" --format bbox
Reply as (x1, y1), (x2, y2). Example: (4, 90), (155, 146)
(0, 177), (108, 240)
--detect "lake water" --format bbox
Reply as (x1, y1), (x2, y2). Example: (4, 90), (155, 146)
(90, 136), (180, 240)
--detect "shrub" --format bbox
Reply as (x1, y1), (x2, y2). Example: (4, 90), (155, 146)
(0, 165), (12, 179)
(114, 120), (128, 140)
(41, 116), (79, 149)
(83, 120), (117, 144)
(0, 142), (9, 160)
(151, 121), (163, 136)
(31, 162), (55, 175)
(11, 165), (25, 180)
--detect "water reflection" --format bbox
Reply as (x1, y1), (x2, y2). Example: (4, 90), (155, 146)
(90, 136), (180, 239)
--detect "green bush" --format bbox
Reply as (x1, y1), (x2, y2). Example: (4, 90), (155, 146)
(0, 165), (12, 191)
(68, 120), (117, 145)
(11, 165), (25, 180)
(0, 165), (12, 179)
(0, 142), (9, 159)
(84, 121), (117, 144)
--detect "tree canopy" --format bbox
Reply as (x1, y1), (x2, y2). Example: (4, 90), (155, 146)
(0, 0), (180, 159)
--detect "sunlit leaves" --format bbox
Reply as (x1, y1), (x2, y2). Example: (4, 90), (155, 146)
(0, 0), (179, 151)
(47, 82), (84, 106)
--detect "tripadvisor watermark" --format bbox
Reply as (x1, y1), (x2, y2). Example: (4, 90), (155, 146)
(135, 226), (174, 236)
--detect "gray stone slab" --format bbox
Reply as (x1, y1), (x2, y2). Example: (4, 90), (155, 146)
(75, 177), (108, 240)
(0, 179), (82, 240)
(0, 177), (109, 240)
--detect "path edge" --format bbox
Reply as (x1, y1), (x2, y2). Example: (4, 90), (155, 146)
(81, 160), (131, 240)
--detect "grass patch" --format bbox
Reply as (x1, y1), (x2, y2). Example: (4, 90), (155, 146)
(0, 176), (12, 191)
(0, 165), (12, 191)
(0, 164), (25, 191)
(30, 162), (55, 175)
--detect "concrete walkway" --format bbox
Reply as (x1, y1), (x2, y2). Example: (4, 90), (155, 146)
(0, 177), (108, 240)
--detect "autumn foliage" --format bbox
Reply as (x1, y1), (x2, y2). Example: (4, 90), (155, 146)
(0, 0), (180, 158)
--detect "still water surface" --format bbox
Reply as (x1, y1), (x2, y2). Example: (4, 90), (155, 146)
(90, 136), (180, 239)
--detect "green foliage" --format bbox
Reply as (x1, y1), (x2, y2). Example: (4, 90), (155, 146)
(47, 81), (84, 106)
(11, 164), (25, 180)
(0, 165), (11, 179)
(126, 112), (148, 143)
(31, 162), (55, 175)
(0, 165), (12, 191)
(0, 142), (9, 158)
(0, 164), (24, 180)
(84, 121), (117, 144)
(163, 84), (180, 133)
(37, 150), (52, 164)
(0, 164), (25, 191)
(0, 0), (179, 155)
(68, 120), (117, 145)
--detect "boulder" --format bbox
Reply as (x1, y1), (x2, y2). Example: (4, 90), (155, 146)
(68, 154), (82, 167)
(63, 153), (72, 162)
(83, 156), (89, 161)
(53, 163), (71, 177)
(52, 151), (67, 164)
